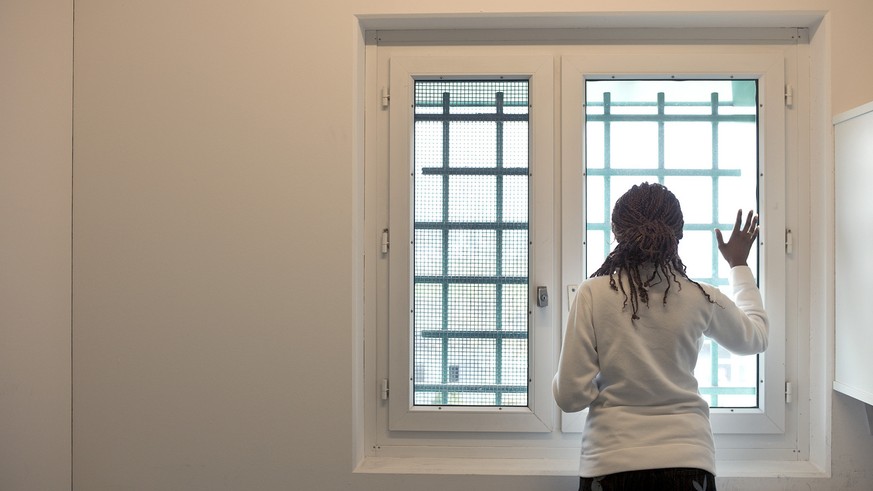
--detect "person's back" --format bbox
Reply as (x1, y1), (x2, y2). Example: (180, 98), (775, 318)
(552, 182), (768, 491)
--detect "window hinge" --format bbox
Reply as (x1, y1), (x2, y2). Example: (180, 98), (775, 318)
(785, 381), (793, 404)
(785, 228), (793, 255)
(381, 229), (390, 254)
(381, 378), (389, 400)
(785, 84), (794, 107)
(381, 87), (390, 108)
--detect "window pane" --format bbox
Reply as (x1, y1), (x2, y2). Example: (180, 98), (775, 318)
(584, 79), (759, 408)
(611, 122), (659, 168)
(413, 80), (529, 407)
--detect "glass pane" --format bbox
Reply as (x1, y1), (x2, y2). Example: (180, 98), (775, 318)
(413, 80), (530, 407)
(611, 122), (659, 168)
(584, 79), (759, 408)
(449, 121), (496, 168)
(665, 122), (712, 169)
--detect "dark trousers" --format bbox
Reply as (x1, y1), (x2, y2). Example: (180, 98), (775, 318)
(579, 468), (716, 491)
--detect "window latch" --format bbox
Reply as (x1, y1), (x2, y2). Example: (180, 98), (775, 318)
(785, 228), (793, 255)
(381, 229), (389, 254)
(536, 286), (549, 308)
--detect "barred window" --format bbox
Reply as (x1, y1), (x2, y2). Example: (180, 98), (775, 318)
(372, 47), (794, 458)
(585, 79), (760, 408)
(412, 80), (530, 407)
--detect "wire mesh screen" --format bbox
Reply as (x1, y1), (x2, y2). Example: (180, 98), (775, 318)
(584, 79), (760, 408)
(413, 80), (530, 407)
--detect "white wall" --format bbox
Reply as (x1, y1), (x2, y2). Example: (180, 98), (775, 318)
(4, 1), (873, 490)
(0, 1), (72, 490)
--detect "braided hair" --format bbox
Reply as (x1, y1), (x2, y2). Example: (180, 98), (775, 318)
(591, 182), (715, 319)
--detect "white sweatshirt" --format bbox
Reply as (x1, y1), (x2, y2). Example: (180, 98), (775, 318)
(553, 265), (768, 477)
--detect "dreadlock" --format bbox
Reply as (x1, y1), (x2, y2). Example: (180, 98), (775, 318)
(591, 182), (716, 320)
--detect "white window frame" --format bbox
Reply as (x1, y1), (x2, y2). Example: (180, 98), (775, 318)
(357, 27), (821, 477)
(560, 51), (788, 439)
(386, 55), (556, 432)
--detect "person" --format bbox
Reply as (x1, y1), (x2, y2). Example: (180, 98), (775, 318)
(553, 182), (768, 491)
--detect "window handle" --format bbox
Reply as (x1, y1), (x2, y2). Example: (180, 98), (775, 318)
(536, 286), (549, 308)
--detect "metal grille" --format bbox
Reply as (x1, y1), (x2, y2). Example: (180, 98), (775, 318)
(413, 80), (529, 407)
(585, 80), (760, 408)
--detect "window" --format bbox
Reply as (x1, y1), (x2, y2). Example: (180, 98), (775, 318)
(561, 52), (787, 436)
(362, 33), (807, 474)
(386, 55), (555, 432)
(411, 79), (531, 408)
(584, 79), (760, 409)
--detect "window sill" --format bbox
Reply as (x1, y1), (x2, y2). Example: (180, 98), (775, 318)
(716, 460), (829, 479)
(354, 456), (830, 479)
(355, 456), (577, 476)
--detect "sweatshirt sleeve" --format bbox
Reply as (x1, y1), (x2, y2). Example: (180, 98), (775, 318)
(704, 265), (769, 355)
(552, 285), (601, 413)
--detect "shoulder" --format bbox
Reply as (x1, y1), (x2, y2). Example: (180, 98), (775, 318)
(692, 279), (722, 296)
(673, 276), (729, 304)
(579, 275), (615, 294)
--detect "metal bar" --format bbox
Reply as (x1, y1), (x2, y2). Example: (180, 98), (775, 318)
(710, 340), (720, 407)
(708, 93), (722, 408)
(586, 100), (754, 107)
(494, 91), (505, 407)
(414, 384), (528, 394)
(415, 113), (528, 123)
(711, 92), (722, 282)
(586, 168), (741, 177)
(698, 387), (757, 395)
(421, 166), (528, 176)
(586, 114), (756, 123)
(419, 330), (528, 339)
(414, 275), (527, 285)
(440, 91), (451, 405)
(414, 221), (527, 231)
(601, 92), (613, 262)
(587, 222), (740, 232)
(658, 92), (666, 185)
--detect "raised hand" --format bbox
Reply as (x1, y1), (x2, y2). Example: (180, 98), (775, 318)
(715, 209), (759, 268)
